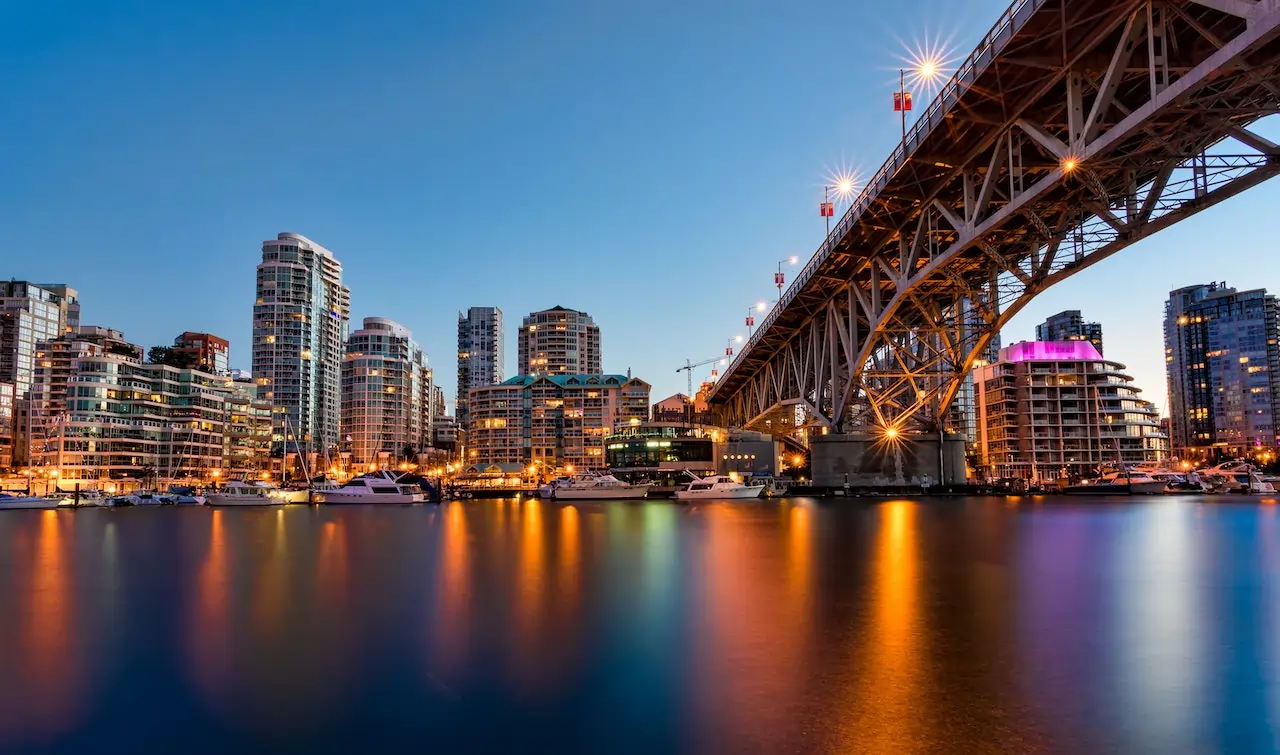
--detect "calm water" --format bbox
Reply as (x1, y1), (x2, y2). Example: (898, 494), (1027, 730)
(2, 497), (1279, 754)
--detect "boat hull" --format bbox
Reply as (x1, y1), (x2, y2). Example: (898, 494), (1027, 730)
(315, 493), (425, 504)
(0, 497), (61, 510)
(552, 487), (650, 501)
(1062, 484), (1126, 495)
(273, 489), (312, 504)
(674, 486), (765, 501)
(206, 495), (277, 507)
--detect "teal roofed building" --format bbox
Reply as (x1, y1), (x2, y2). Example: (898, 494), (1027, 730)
(467, 373), (650, 472)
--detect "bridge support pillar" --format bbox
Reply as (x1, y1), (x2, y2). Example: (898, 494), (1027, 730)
(810, 433), (967, 488)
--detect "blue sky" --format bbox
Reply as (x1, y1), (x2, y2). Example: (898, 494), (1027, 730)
(1, 0), (1276, 412)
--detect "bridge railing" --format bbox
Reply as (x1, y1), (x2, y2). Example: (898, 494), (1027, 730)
(716, 0), (1044, 393)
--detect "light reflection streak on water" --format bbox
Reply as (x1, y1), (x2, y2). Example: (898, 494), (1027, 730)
(190, 510), (231, 706)
(430, 502), (471, 675)
(785, 503), (812, 618)
(557, 504), (580, 619)
(512, 499), (546, 685)
(251, 507), (289, 642)
(688, 503), (814, 749)
(1116, 502), (1203, 750)
(841, 499), (921, 753)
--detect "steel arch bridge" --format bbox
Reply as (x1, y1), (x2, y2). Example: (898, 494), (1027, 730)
(708, 0), (1280, 437)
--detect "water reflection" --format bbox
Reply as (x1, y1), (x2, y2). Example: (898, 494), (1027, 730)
(428, 503), (470, 676)
(2, 497), (1280, 753)
(1, 511), (85, 742)
(835, 500), (922, 752)
(190, 510), (232, 704)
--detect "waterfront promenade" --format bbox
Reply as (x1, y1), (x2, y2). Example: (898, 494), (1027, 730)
(2, 496), (1278, 754)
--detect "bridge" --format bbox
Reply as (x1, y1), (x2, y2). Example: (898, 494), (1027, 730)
(708, 0), (1280, 457)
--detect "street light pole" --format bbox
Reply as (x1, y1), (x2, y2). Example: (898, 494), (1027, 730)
(899, 68), (907, 140)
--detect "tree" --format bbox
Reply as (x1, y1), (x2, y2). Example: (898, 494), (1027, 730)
(401, 444), (418, 463)
(147, 346), (198, 369)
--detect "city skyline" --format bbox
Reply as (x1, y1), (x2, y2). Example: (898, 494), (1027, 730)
(3, 0), (1279, 413)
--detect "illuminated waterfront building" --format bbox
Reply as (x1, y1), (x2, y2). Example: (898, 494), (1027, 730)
(973, 341), (1168, 481)
(468, 374), (649, 469)
(456, 306), (503, 431)
(252, 233), (350, 462)
(24, 327), (272, 486)
(1164, 282), (1280, 456)
(517, 306), (601, 376)
(340, 317), (434, 468)
(1, 281), (79, 466)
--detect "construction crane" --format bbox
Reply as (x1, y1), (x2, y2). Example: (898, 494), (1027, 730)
(676, 342), (736, 397)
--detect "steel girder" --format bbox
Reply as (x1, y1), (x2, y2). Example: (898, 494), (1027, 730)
(710, 0), (1280, 434)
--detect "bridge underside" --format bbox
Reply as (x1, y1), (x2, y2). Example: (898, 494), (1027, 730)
(711, 0), (1280, 437)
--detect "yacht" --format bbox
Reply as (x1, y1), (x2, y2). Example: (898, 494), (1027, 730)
(0, 492), (61, 510)
(673, 474), (766, 501)
(1221, 471), (1277, 494)
(206, 481), (277, 507)
(314, 471), (426, 504)
(549, 472), (650, 501)
(1098, 470), (1168, 495)
(1062, 471), (1167, 495)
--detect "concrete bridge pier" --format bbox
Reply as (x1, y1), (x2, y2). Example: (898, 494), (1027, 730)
(810, 433), (967, 489)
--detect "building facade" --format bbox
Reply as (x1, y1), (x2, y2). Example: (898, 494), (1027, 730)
(1, 282), (79, 466)
(340, 317), (433, 468)
(1036, 310), (1104, 354)
(252, 233), (351, 462)
(28, 329), (252, 486)
(172, 332), (230, 374)
(224, 376), (273, 480)
(1164, 282), (1280, 455)
(517, 306), (602, 376)
(0, 382), (12, 470)
(456, 306), (503, 430)
(973, 341), (1168, 481)
(468, 374), (650, 470)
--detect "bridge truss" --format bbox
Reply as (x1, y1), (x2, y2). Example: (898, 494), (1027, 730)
(710, 0), (1280, 435)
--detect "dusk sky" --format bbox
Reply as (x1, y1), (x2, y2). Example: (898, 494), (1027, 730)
(2, 0), (1276, 411)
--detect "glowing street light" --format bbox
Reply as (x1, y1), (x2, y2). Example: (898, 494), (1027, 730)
(895, 49), (951, 140)
(821, 172), (859, 236)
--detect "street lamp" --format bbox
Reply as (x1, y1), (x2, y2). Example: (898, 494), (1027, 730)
(774, 256), (798, 300)
(821, 174), (858, 236)
(896, 55), (948, 140)
(745, 307), (756, 338)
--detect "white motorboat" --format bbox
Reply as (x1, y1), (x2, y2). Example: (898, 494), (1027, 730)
(673, 474), (765, 501)
(0, 493), (61, 510)
(1098, 471), (1168, 495)
(314, 471), (425, 504)
(1192, 461), (1276, 493)
(133, 491), (175, 506)
(1223, 471), (1277, 494)
(536, 477), (572, 498)
(206, 481), (277, 507)
(549, 472), (650, 500)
